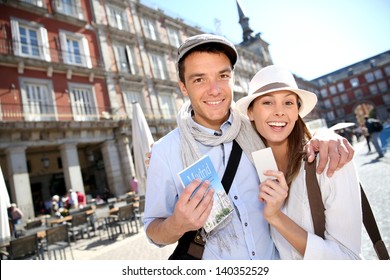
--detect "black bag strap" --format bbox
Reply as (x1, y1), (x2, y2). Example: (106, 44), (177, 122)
(221, 139), (243, 193)
(305, 158), (389, 260)
(169, 140), (243, 260)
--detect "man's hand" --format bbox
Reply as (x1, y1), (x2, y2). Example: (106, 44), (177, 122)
(145, 143), (154, 167)
(305, 130), (354, 177)
(172, 179), (214, 234)
(146, 178), (214, 245)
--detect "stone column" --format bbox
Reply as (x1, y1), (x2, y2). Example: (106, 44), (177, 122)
(5, 146), (34, 220)
(117, 134), (135, 191)
(60, 143), (84, 193)
(101, 140), (127, 196)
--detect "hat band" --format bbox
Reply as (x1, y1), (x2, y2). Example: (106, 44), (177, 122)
(253, 82), (292, 94)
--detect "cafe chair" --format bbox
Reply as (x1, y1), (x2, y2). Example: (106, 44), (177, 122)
(106, 203), (139, 238)
(91, 206), (111, 240)
(7, 234), (41, 260)
(68, 211), (90, 242)
(134, 198), (145, 228)
(44, 223), (74, 260)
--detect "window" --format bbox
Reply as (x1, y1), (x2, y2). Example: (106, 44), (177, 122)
(336, 82), (345, 92)
(385, 66), (390, 76)
(20, 0), (45, 7)
(354, 89), (363, 99)
(10, 18), (50, 61)
(365, 72), (374, 83)
(374, 69), (383, 80)
(167, 27), (181, 47)
(369, 84), (378, 95)
(53, 0), (84, 20)
(59, 30), (92, 68)
(19, 78), (56, 121)
(158, 92), (176, 119)
(350, 77), (359, 88)
(378, 81), (388, 93)
(142, 17), (158, 41)
(340, 93), (349, 104)
(320, 88), (328, 98)
(124, 91), (143, 118)
(149, 52), (167, 80)
(332, 96), (341, 106)
(323, 99), (331, 109)
(69, 83), (98, 121)
(107, 5), (129, 31)
(329, 85), (337, 95)
(383, 94), (390, 105)
(336, 108), (345, 118)
(326, 111), (335, 122)
(113, 44), (137, 74)
(318, 79), (326, 87)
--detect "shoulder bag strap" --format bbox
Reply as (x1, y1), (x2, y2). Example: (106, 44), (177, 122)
(221, 139), (243, 193)
(360, 184), (390, 260)
(304, 159), (326, 238)
(305, 159), (389, 260)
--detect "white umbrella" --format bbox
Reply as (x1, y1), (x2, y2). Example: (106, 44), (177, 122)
(329, 122), (356, 131)
(0, 165), (11, 242)
(132, 102), (154, 195)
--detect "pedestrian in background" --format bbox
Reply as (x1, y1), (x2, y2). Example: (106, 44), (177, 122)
(77, 191), (86, 208)
(361, 125), (371, 153)
(130, 176), (139, 194)
(365, 116), (384, 158)
(8, 203), (24, 237)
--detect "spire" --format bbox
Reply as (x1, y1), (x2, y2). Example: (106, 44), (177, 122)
(236, 0), (254, 43)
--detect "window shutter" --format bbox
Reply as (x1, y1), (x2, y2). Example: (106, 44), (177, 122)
(10, 20), (21, 56)
(58, 32), (68, 64)
(81, 37), (92, 68)
(40, 27), (51, 62)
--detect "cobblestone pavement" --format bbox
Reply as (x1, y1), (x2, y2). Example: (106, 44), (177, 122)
(65, 139), (388, 260)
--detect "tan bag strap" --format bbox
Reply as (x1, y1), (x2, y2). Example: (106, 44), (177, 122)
(305, 158), (389, 260)
(304, 159), (325, 238)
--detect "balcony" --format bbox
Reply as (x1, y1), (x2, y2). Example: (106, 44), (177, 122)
(0, 38), (104, 73)
(0, 102), (128, 122)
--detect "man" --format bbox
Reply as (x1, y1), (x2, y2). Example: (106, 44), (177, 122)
(143, 34), (354, 259)
(130, 176), (139, 194)
(365, 116), (384, 158)
(8, 203), (24, 237)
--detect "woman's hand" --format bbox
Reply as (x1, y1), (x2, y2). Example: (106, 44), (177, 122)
(259, 170), (288, 223)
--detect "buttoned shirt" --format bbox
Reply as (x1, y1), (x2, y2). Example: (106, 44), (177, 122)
(143, 115), (278, 260)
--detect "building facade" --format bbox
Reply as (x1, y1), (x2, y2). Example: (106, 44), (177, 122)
(312, 51), (390, 127)
(0, 0), (272, 220)
(1, 0), (387, 221)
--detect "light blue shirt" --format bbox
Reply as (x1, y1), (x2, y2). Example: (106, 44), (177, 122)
(143, 116), (278, 260)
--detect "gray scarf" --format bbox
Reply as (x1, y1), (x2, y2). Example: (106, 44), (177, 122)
(177, 100), (266, 168)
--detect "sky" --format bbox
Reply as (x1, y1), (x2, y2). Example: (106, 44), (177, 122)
(141, 0), (390, 80)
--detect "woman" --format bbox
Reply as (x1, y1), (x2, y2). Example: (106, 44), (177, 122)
(236, 65), (363, 259)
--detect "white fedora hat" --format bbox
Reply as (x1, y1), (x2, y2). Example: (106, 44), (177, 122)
(236, 65), (318, 118)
